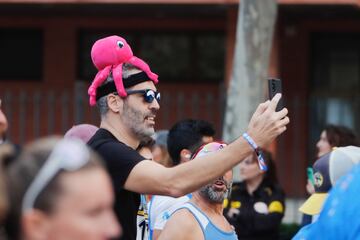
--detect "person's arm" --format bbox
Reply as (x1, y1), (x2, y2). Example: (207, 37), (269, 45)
(125, 94), (289, 196)
(157, 209), (202, 240)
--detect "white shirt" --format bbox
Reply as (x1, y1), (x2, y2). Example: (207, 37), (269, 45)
(148, 194), (191, 238)
(137, 195), (149, 240)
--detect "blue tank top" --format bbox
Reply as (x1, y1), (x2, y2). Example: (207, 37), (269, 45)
(178, 202), (238, 240)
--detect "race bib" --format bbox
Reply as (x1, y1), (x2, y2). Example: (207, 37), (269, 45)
(137, 195), (149, 240)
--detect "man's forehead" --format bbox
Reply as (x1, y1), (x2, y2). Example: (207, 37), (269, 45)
(129, 81), (157, 91)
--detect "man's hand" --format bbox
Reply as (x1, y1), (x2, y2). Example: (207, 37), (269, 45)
(247, 93), (289, 147)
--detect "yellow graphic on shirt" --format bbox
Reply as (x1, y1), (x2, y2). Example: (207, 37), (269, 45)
(314, 172), (324, 188)
(137, 210), (148, 218)
(268, 201), (284, 213)
(231, 201), (241, 209)
(223, 199), (229, 208)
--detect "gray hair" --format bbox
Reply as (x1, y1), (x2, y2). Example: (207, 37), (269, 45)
(96, 63), (141, 118)
(96, 73), (113, 118)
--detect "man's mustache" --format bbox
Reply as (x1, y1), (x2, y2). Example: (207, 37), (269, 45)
(213, 176), (232, 191)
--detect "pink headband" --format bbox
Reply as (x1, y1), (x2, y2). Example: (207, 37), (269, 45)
(87, 35), (158, 106)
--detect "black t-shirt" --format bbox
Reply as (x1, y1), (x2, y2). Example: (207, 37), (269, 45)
(88, 128), (145, 240)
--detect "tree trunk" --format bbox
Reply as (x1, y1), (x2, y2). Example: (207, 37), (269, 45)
(223, 0), (277, 141)
(223, 0), (277, 179)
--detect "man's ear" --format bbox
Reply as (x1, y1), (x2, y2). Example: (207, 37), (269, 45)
(179, 149), (192, 164)
(107, 94), (122, 113)
(22, 209), (51, 240)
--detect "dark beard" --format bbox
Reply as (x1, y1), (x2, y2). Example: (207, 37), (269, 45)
(122, 100), (154, 139)
(199, 180), (232, 203)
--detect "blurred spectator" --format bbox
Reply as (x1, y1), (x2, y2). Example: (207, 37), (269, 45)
(167, 119), (216, 167)
(158, 142), (237, 240)
(316, 124), (359, 158)
(1, 98), (17, 225)
(294, 146), (360, 239)
(64, 124), (99, 143)
(0, 101), (21, 162)
(2, 137), (121, 240)
(298, 146), (360, 222)
(224, 150), (285, 240)
(0, 145), (11, 222)
(152, 130), (171, 167)
(149, 119), (215, 239)
(136, 135), (155, 240)
(0, 98), (9, 145)
(302, 124), (360, 226)
(137, 136), (155, 160)
(0, 172), (6, 224)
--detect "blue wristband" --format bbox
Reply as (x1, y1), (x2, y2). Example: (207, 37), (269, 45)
(242, 133), (268, 171)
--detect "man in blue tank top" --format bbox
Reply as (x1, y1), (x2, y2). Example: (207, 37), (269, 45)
(158, 142), (238, 240)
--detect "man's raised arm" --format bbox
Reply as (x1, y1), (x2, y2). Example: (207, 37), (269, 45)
(125, 93), (289, 196)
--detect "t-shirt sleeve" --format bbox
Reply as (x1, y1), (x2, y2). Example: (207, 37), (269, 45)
(97, 141), (144, 188)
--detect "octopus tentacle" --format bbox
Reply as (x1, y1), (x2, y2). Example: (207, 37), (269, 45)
(128, 56), (158, 83)
(88, 66), (112, 106)
(112, 64), (127, 97)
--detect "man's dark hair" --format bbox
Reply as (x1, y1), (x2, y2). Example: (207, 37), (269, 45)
(167, 119), (215, 166)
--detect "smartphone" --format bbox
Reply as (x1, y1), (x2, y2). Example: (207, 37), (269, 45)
(307, 167), (315, 186)
(268, 78), (284, 112)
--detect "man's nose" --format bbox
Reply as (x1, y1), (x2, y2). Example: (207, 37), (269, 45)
(150, 98), (160, 110)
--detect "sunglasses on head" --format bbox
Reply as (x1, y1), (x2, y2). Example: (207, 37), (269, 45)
(126, 89), (161, 103)
(191, 141), (227, 160)
(22, 139), (90, 213)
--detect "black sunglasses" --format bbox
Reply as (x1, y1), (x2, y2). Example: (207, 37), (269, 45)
(126, 89), (161, 103)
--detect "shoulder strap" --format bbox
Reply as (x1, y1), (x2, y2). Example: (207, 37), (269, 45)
(179, 203), (238, 240)
(180, 202), (209, 230)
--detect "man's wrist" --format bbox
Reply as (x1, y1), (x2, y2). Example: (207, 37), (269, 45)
(242, 133), (258, 150)
(242, 133), (268, 171)
(245, 128), (262, 147)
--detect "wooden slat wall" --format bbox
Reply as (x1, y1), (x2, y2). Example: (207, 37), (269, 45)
(0, 83), (224, 145)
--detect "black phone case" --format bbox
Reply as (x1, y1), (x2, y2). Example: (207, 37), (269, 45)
(268, 78), (284, 112)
